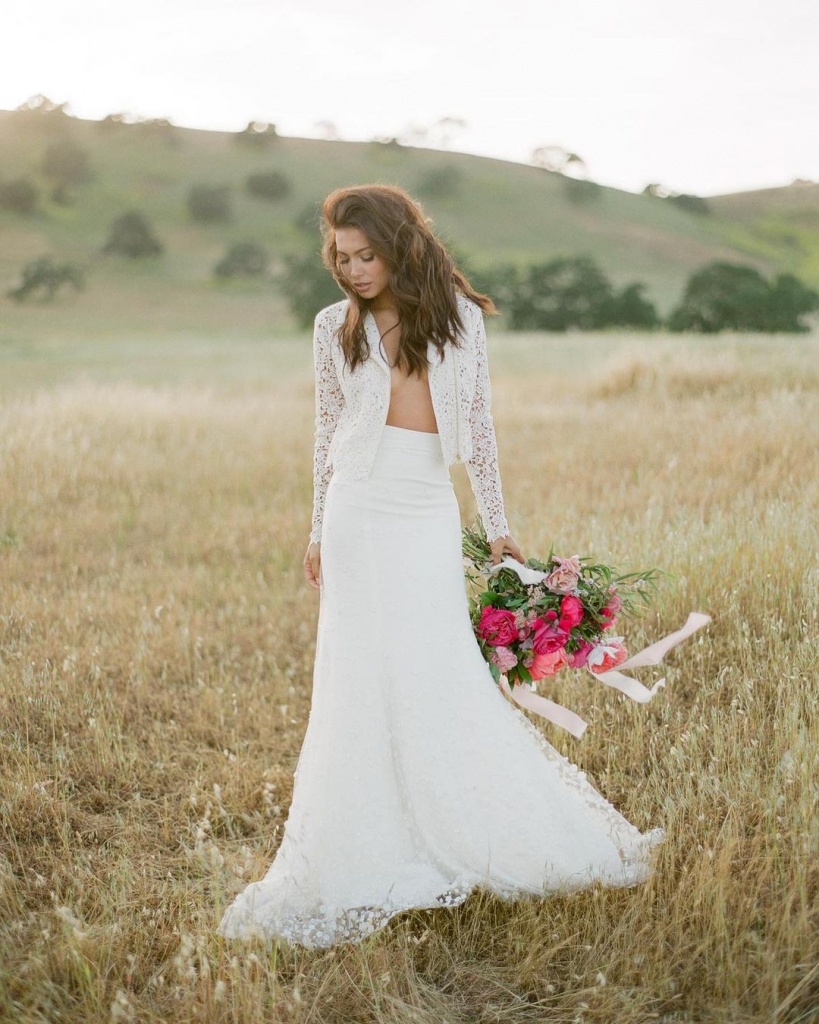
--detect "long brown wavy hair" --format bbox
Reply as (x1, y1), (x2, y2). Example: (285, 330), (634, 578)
(320, 183), (497, 377)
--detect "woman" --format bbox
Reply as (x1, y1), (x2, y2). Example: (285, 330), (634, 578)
(217, 184), (662, 949)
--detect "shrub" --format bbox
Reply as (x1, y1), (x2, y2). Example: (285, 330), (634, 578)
(607, 283), (661, 329)
(42, 139), (91, 203)
(506, 256), (616, 331)
(187, 185), (231, 223)
(245, 171), (291, 202)
(8, 256), (84, 302)
(468, 257), (659, 331)
(667, 261), (818, 332)
(102, 212), (163, 257)
(277, 250), (343, 327)
(416, 165), (464, 199)
(214, 242), (270, 279)
(0, 178), (39, 213)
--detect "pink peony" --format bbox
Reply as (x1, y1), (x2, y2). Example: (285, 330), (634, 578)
(559, 594), (585, 631)
(568, 640), (594, 669)
(490, 646), (518, 673)
(544, 554), (582, 595)
(529, 648), (569, 680)
(531, 616), (569, 654)
(588, 639), (629, 674)
(477, 606), (518, 647)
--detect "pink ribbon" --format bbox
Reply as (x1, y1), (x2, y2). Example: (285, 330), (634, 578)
(485, 561), (712, 737)
(499, 674), (589, 738)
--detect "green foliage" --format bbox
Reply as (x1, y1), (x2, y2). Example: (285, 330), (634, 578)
(8, 256), (84, 302)
(42, 139), (91, 203)
(102, 211), (163, 258)
(277, 250), (342, 328)
(470, 257), (659, 331)
(187, 184), (231, 223)
(213, 242), (269, 279)
(0, 178), (39, 213)
(668, 261), (819, 332)
(245, 170), (292, 201)
(608, 282), (662, 329)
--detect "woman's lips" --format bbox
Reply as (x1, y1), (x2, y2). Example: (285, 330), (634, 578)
(354, 283), (371, 291)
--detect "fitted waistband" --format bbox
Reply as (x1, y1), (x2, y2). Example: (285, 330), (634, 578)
(379, 424), (443, 453)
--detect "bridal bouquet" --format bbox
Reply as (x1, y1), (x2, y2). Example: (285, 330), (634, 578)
(462, 522), (711, 738)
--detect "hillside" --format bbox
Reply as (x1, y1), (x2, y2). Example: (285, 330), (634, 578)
(1, 107), (817, 339)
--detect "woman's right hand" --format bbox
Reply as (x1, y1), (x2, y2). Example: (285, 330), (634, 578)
(304, 542), (322, 590)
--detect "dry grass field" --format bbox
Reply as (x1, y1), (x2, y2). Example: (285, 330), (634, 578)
(1, 327), (817, 1023)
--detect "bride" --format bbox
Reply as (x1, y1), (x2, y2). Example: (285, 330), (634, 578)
(217, 183), (663, 949)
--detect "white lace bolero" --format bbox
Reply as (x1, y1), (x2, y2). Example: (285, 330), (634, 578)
(310, 294), (511, 545)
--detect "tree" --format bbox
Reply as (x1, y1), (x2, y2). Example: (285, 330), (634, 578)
(608, 283), (661, 329)
(429, 117), (467, 149)
(467, 257), (659, 331)
(507, 257), (615, 331)
(214, 242), (270, 279)
(277, 250), (342, 327)
(245, 170), (292, 201)
(531, 145), (587, 178)
(763, 273), (819, 332)
(667, 261), (818, 332)
(0, 178), (39, 213)
(187, 185), (231, 223)
(17, 93), (70, 117)
(8, 256), (84, 302)
(102, 212), (163, 257)
(643, 183), (711, 215)
(314, 120), (339, 140)
(235, 121), (278, 147)
(42, 140), (91, 203)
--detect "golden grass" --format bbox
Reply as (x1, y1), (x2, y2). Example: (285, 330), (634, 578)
(1, 330), (818, 1023)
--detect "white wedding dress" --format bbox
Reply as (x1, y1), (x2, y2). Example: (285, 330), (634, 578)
(217, 423), (664, 949)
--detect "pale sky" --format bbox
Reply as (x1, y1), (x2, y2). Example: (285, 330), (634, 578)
(2, 0), (817, 196)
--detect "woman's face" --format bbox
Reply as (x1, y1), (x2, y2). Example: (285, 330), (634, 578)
(334, 226), (392, 303)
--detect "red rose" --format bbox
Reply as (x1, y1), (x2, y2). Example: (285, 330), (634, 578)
(531, 617), (569, 654)
(477, 606), (518, 647)
(559, 595), (585, 631)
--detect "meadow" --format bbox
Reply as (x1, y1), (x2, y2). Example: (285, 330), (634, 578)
(0, 324), (817, 1023)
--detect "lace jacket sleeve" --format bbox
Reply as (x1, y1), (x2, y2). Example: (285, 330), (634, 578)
(310, 309), (345, 545)
(464, 311), (511, 543)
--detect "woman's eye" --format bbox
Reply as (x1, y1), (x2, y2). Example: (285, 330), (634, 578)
(362, 255), (374, 262)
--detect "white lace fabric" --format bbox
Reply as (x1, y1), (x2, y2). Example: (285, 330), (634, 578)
(220, 426), (663, 950)
(309, 296), (511, 545)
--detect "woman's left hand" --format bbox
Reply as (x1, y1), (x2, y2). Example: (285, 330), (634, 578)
(489, 534), (525, 566)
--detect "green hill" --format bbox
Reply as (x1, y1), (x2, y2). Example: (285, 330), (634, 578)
(1, 106), (817, 340)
